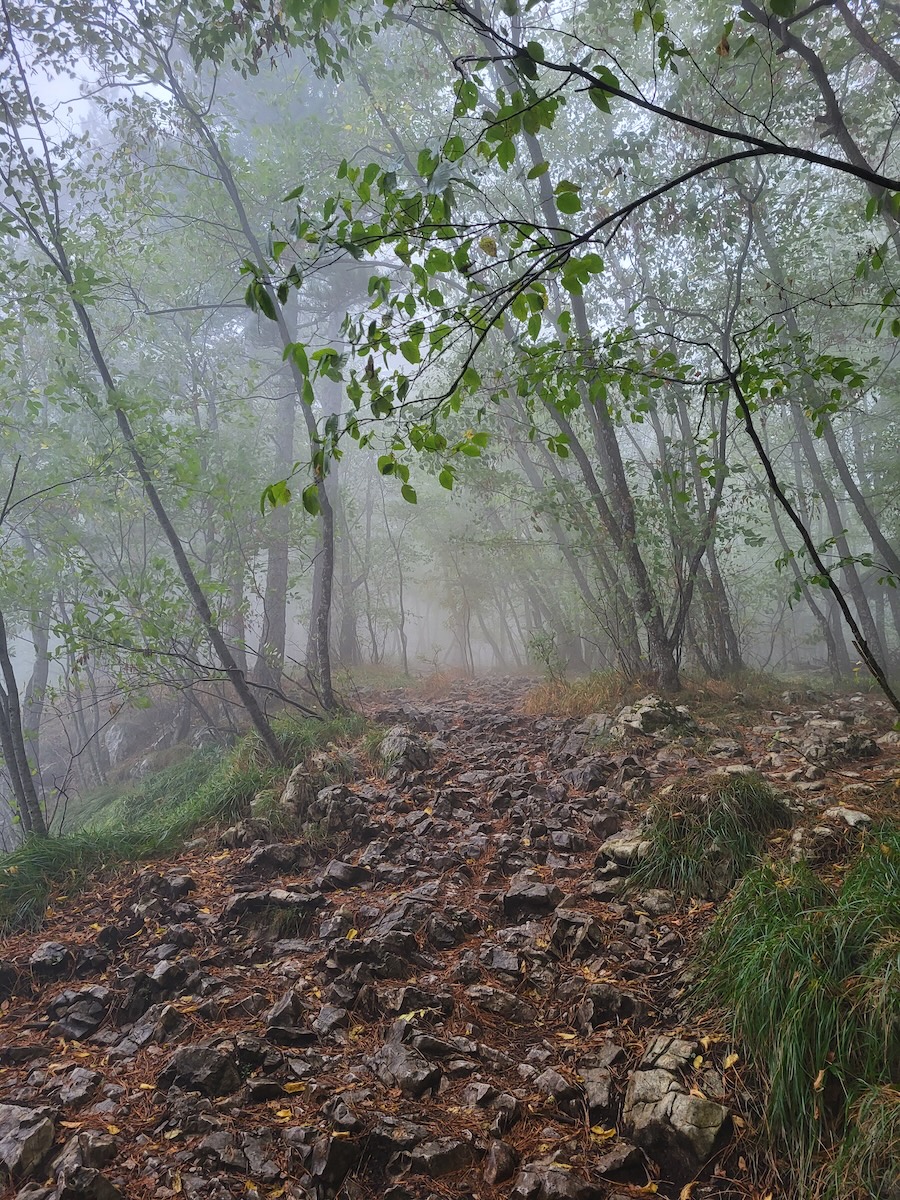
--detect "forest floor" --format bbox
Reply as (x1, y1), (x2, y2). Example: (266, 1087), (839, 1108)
(0, 676), (898, 1200)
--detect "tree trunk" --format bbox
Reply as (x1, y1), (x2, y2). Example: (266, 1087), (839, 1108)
(0, 610), (47, 837)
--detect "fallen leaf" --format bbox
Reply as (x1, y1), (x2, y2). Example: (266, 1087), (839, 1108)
(723, 1052), (740, 1070)
(163, 1129), (182, 1140)
(283, 1082), (305, 1093)
(813, 1067), (827, 1091)
(556, 1032), (576, 1040)
(106, 1124), (120, 1135)
(692, 1054), (704, 1069)
(590, 1125), (616, 1140)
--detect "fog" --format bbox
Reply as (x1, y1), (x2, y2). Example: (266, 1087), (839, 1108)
(0, 0), (898, 840)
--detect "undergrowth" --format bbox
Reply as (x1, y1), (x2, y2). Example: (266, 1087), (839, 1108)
(523, 667), (853, 720)
(524, 671), (640, 717)
(632, 772), (792, 898)
(699, 829), (900, 1197)
(0, 710), (369, 931)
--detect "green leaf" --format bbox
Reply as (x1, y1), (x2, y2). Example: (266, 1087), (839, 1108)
(284, 342), (309, 375)
(439, 467), (454, 490)
(769, 0), (796, 15)
(401, 483), (418, 504)
(444, 134), (465, 161)
(588, 87), (610, 112)
(556, 190), (582, 215)
(301, 483), (320, 516)
(400, 340), (421, 364)
(527, 160), (550, 179)
(525, 40), (545, 62)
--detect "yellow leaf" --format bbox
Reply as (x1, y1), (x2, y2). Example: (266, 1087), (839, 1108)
(732, 1114), (746, 1128)
(346, 929), (358, 940)
(331, 1131), (351, 1138)
(60, 1121), (82, 1129)
(723, 1052), (739, 1070)
(424, 806), (433, 816)
(106, 1125), (120, 1135)
(283, 1082), (306, 1093)
(693, 1055), (704, 1069)
(138, 1083), (154, 1090)
(163, 1129), (182, 1140)
(556, 1032), (577, 1040)
(275, 1110), (293, 1119)
(173, 1171), (182, 1194)
(699, 1036), (711, 1051)
(679, 1184), (696, 1200)
(688, 1087), (707, 1100)
(590, 1125), (616, 1140)
(814, 1067), (827, 1091)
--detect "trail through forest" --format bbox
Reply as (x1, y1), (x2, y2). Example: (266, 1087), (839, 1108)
(0, 680), (897, 1200)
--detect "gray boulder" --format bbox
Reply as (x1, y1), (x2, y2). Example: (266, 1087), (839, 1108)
(622, 1057), (728, 1165)
(157, 1045), (241, 1096)
(0, 1105), (55, 1178)
(379, 725), (430, 771)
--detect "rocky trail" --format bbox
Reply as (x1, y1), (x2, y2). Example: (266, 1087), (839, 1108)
(0, 679), (897, 1200)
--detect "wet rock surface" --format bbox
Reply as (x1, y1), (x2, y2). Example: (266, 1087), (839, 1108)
(0, 678), (896, 1199)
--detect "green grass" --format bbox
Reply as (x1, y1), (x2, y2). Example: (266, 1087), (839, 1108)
(631, 772), (792, 898)
(0, 710), (371, 932)
(698, 829), (900, 1196)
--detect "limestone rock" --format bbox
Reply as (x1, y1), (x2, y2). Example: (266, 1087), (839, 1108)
(0, 1105), (55, 1178)
(157, 1045), (241, 1096)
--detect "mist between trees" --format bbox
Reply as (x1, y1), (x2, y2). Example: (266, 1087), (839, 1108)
(0, 0), (898, 841)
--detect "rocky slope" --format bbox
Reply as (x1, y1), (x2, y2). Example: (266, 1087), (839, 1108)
(0, 678), (896, 1200)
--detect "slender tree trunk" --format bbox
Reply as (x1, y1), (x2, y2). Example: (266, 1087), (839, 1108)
(22, 587), (51, 776)
(0, 611), (46, 837)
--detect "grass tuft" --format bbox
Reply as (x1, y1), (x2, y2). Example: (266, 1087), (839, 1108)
(632, 772), (792, 898)
(523, 671), (637, 718)
(698, 829), (900, 1195)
